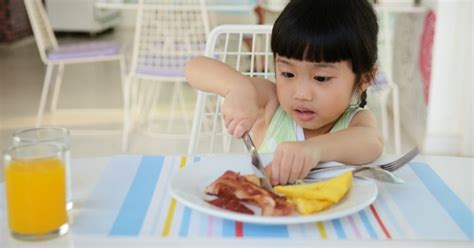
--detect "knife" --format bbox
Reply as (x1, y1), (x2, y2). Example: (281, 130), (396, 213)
(242, 132), (274, 192)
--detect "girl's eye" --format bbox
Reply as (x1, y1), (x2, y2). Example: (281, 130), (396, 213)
(281, 72), (295, 78)
(314, 76), (332, 82)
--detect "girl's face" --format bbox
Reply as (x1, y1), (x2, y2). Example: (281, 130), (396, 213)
(275, 55), (364, 136)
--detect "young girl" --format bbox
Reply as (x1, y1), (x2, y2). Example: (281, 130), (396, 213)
(185, 0), (384, 186)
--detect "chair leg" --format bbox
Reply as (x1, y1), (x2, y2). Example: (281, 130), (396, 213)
(188, 91), (206, 155)
(140, 81), (157, 125)
(146, 82), (161, 132)
(120, 58), (130, 152)
(177, 80), (191, 132)
(36, 64), (54, 127)
(50, 63), (64, 113)
(127, 77), (140, 145)
(131, 78), (142, 123)
(210, 96), (221, 152)
(391, 84), (401, 154)
(167, 81), (180, 132)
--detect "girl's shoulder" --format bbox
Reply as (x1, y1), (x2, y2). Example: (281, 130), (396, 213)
(349, 107), (378, 128)
(331, 107), (375, 133)
(248, 76), (279, 122)
(249, 76), (277, 92)
(252, 100), (279, 148)
(248, 77), (279, 147)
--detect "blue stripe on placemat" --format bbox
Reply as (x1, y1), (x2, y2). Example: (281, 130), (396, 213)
(385, 164), (467, 239)
(359, 210), (377, 239)
(179, 207), (192, 237)
(148, 157), (178, 235)
(410, 162), (474, 239)
(109, 156), (165, 236)
(73, 155), (142, 235)
(222, 220), (235, 237)
(331, 219), (347, 239)
(243, 223), (289, 238)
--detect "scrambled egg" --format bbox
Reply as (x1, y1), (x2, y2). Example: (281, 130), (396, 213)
(274, 171), (353, 215)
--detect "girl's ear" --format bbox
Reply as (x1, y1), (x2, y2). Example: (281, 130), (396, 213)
(360, 66), (377, 92)
(360, 75), (371, 92)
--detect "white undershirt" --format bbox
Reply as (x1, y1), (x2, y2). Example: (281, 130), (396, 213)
(293, 122), (305, 141)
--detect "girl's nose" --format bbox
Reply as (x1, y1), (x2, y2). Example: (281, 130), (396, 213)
(293, 81), (313, 100)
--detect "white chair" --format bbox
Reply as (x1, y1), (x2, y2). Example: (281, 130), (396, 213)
(188, 25), (275, 154)
(24, 0), (126, 131)
(122, 0), (210, 151)
(188, 24), (401, 155)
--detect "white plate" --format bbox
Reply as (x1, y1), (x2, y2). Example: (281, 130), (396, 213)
(169, 155), (378, 225)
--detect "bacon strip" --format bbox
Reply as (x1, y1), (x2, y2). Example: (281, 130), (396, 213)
(206, 195), (254, 215)
(205, 170), (293, 216)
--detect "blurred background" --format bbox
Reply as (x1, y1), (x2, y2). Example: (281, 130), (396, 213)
(0, 0), (472, 163)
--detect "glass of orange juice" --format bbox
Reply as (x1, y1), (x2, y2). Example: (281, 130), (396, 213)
(12, 127), (73, 211)
(3, 142), (69, 241)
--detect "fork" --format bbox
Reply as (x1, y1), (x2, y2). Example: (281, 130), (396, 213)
(305, 147), (419, 184)
(377, 147), (419, 172)
(304, 167), (405, 184)
(310, 147), (419, 173)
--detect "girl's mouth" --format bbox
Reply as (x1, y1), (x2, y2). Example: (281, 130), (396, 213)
(294, 109), (316, 122)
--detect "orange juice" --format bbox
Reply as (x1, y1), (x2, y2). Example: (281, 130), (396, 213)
(5, 158), (67, 235)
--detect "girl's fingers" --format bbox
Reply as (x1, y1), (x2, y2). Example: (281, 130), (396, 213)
(289, 156), (304, 184)
(299, 159), (313, 179)
(279, 153), (294, 185)
(227, 119), (239, 136)
(233, 123), (246, 138)
(271, 150), (283, 185)
(223, 117), (249, 138)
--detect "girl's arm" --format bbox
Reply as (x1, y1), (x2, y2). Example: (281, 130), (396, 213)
(306, 110), (383, 164)
(269, 110), (383, 185)
(185, 56), (278, 137)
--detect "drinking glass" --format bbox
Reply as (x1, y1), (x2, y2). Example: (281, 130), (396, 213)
(3, 142), (69, 241)
(12, 127), (73, 210)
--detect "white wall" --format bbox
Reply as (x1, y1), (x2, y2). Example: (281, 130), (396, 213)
(424, 0), (473, 156)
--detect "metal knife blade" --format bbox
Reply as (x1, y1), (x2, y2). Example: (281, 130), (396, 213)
(242, 132), (274, 192)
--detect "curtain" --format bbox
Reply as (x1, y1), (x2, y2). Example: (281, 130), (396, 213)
(424, 1), (473, 156)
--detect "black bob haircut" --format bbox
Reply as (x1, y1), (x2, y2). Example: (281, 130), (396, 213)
(271, 0), (379, 77)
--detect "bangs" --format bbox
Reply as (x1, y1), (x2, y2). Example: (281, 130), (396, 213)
(271, 0), (376, 74)
(271, 23), (353, 64)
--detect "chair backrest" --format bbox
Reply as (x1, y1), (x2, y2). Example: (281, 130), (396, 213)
(188, 24), (274, 154)
(24, 0), (58, 64)
(129, 0), (210, 80)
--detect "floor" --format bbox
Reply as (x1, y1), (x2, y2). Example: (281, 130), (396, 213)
(0, 28), (416, 181)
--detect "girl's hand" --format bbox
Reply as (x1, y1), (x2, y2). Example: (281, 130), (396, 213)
(221, 88), (260, 138)
(268, 141), (322, 185)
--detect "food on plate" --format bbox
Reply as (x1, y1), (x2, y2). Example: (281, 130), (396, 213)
(205, 170), (293, 216)
(206, 195), (254, 215)
(274, 171), (353, 215)
(243, 174), (260, 186)
(204, 170), (352, 216)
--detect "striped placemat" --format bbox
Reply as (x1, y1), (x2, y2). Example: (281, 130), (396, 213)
(2, 154), (472, 240)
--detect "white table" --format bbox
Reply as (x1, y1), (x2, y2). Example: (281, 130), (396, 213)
(1, 154), (473, 247)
